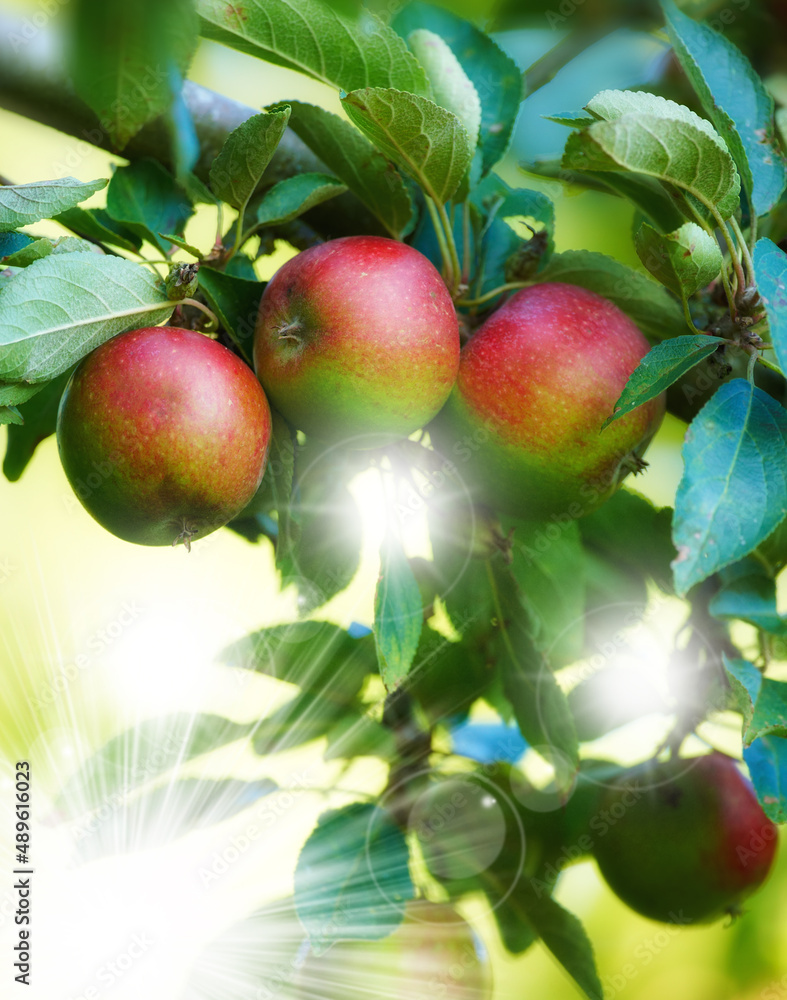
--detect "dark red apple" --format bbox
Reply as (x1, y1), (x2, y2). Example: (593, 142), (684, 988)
(592, 753), (778, 924)
(253, 236), (460, 446)
(57, 327), (272, 547)
(431, 282), (665, 520)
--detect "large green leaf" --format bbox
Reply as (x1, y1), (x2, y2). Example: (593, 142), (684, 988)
(374, 533), (423, 691)
(105, 160), (193, 254)
(563, 103), (740, 220)
(392, 2), (522, 175)
(0, 253), (173, 382)
(712, 561), (786, 636)
(294, 803), (414, 949)
(208, 110), (291, 212)
(67, 0), (199, 150)
(672, 379), (787, 595)
(54, 206), (144, 253)
(283, 102), (414, 239)
(0, 178), (107, 232)
(605, 335), (726, 427)
(537, 250), (685, 343)
(343, 87), (472, 205)
(197, 0), (429, 95)
(507, 518), (585, 667)
(490, 559), (578, 767)
(663, 0), (787, 217)
(406, 29), (481, 152)
(223, 621), (373, 701)
(752, 238), (787, 378)
(634, 222), (723, 299)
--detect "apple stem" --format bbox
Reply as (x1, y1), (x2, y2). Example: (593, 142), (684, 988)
(276, 321), (303, 343)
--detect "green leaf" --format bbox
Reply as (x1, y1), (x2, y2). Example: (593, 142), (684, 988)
(672, 379), (787, 595)
(744, 736), (787, 823)
(75, 777), (277, 858)
(290, 476), (363, 608)
(197, 267), (263, 364)
(507, 518), (585, 667)
(564, 99), (740, 220)
(711, 560), (786, 635)
(294, 803), (414, 948)
(407, 29), (481, 151)
(231, 411), (295, 541)
(374, 533), (423, 691)
(634, 221), (723, 299)
(53, 206), (144, 253)
(106, 159), (193, 254)
(3, 369), (72, 481)
(392, 2), (522, 175)
(0, 381), (46, 407)
(2, 236), (96, 268)
(747, 679), (787, 745)
(0, 177), (107, 232)
(0, 232), (33, 257)
(723, 654), (763, 736)
(662, 0), (787, 217)
(209, 110), (291, 212)
(544, 111), (598, 128)
(524, 893), (603, 1000)
(223, 621), (372, 701)
(605, 335), (725, 427)
(67, 0), (198, 150)
(323, 713), (397, 762)
(490, 559), (578, 767)
(55, 713), (255, 811)
(256, 172), (347, 227)
(252, 690), (351, 755)
(159, 234), (204, 258)
(537, 250), (685, 343)
(0, 253), (173, 382)
(196, 0), (429, 96)
(580, 487), (675, 590)
(0, 406), (23, 425)
(753, 238), (787, 378)
(343, 87), (472, 205)
(283, 101), (414, 239)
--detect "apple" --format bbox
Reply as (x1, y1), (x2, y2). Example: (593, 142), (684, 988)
(253, 236), (460, 446)
(57, 326), (272, 547)
(294, 900), (491, 1000)
(430, 282), (665, 520)
(592, 753), (777, 924)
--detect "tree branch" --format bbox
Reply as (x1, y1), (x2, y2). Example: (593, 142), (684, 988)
(0, 12), (382, 238)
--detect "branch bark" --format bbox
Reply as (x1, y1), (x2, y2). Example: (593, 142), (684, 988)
(0, 12), (381, 238)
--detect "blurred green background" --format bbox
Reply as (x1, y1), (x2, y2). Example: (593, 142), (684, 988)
(1, 0), (787, 997)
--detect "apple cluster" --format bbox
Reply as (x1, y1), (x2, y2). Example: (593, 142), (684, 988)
(56, 235), (664, 547)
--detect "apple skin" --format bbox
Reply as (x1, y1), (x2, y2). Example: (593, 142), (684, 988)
(294, 900), (491, 1000)
(430, 282), (665, 520)
(592, 753), (778, 924)
(254, 236), (460, 446)
(57, 327), (272, 547)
